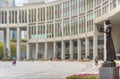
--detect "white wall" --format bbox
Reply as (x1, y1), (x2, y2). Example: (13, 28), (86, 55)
(0, 31), (3, 42)
(112, 24), (120, 53)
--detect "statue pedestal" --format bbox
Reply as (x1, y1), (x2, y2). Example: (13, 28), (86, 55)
(99, 67), (119, 79)
(102, 61), (116, 67)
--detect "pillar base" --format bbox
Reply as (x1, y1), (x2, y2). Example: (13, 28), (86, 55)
(102, 60), (116, 67)
(99, 67), (119, 79)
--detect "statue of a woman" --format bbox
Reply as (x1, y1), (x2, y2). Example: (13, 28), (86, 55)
(99, 20), (116, 67)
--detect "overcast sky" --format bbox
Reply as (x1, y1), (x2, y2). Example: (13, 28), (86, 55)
(15, 0), (55, 6)
(15, 0), (28, 6)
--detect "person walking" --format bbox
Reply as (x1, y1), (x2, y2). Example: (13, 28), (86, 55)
(12, 57), (16, 66)
(13, 58), (16, 65)
(95, 56), (98, 66)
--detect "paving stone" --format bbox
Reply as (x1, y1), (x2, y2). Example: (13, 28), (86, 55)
(0, 61), (98, 79)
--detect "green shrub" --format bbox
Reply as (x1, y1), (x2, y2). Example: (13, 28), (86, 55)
(21, 39), (27, 42)
(67, 74), (98, 79)
(79, 60), (91, 62)
(1, 58), (12, 61)
(0, 42), (4, 59)
(10, 38), (16, 42)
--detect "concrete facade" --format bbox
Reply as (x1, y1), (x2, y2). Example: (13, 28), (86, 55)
(0, 0), (120, 60)
(0, 0), (15, 8)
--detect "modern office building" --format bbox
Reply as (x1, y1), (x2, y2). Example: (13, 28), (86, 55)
(0, 0), (120, 60)
(0, 0), (27, 40)
(0, 0), (15, 42)
(0, 0), (15, 8)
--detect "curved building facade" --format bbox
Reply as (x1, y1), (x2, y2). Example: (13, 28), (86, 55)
(1, 0), (120, 60)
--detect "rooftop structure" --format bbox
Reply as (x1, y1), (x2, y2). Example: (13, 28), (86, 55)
(0, 0), (15, 7)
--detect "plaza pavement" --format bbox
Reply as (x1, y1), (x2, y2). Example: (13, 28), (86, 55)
(0, 61), (102, 79)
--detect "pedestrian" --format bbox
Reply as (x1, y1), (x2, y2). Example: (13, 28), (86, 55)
(12, 57), (16, 66)
(95, 56), (98, 66)
(13, 58), (16, 65)
(81, 56), (83, 60)
(32, 58), (34, 62)
(50, 57), (52, 61)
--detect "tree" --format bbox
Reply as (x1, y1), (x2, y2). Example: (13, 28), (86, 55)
(21, 44), (26, 52)
(11, 43), (16, 58)
(21, 39), (27, 42)
(2, 38), (27, 60)
(0, 42), (4, 59)
(10, 38), (16, 42)
(21, 43), (27, 59)
(4, 48), (8, 59)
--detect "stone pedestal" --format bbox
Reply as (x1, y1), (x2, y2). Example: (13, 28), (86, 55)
(99, 67), (119, 79)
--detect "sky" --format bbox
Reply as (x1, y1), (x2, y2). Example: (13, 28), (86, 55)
(15, 0), (55, 6)
(15, 0), (28, 6)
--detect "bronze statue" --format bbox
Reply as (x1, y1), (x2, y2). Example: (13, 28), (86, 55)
(99, 20), (116, 67)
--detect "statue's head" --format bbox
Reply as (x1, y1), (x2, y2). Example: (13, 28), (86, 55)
(105, 20), (111, 27)
(105, 20), (111, 25)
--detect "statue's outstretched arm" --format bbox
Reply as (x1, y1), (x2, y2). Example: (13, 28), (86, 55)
(99, 28), (106, 33)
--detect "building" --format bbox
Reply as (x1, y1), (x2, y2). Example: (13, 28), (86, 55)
(0, 0), (120, 60)
(0, 0), (15, 8)
(0, 0), (15, 42)
(0, 0), (26, 40)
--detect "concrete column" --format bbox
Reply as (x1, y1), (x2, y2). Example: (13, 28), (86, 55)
(6, 27), (11, 58)
(104, 22), (107, 60)
(85, 37), (89, 59)
(7, 10), (9, 24)
(36, 8), (38, 39)
(69, 40), (73, 59)
(77, 39), (81, 60)
(35, 43), (38, 59)
(93, 35), (98, 60)
(3, 29), (7, 58)
(77, 0), (79, 34)
(108, 0), (111, 12)
(4, 29), (7, 49)
(85, 0), (87, 33)
(17, 27), (21, 60)
(61, 3), (64, 37)
(44, 42), (48, 60)
(61, 41), (65, 60)
(27, 43), (30, 60)
(45, 7), (47, 38)
(53, 5), (55, 38)
(26, 9), (30, 60)
(100, 0), (102, 15)
(53, 42), (56, 58)
(69, 0), (72, 36)
(116, 0), (119, 6)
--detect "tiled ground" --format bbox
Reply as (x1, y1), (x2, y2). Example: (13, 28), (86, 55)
(0, 61), (99, 79)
